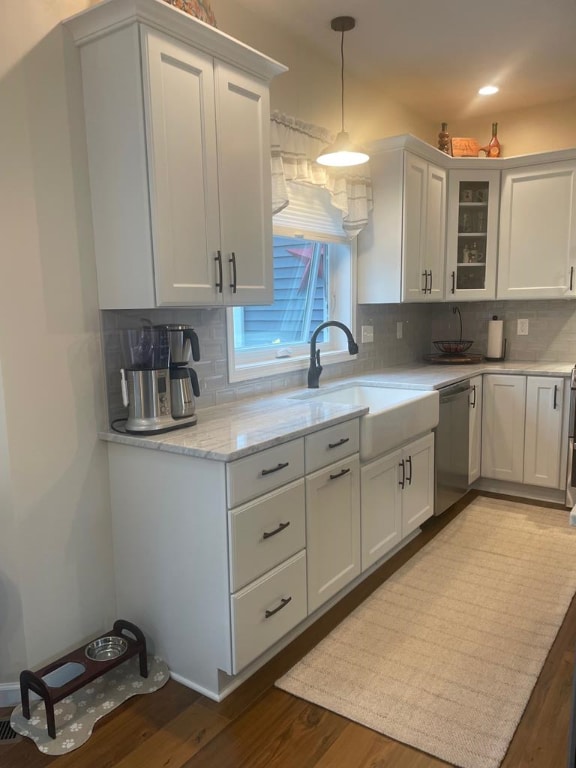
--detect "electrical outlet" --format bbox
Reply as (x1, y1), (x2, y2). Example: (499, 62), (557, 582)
(396, 322), (403, 340)
(517, 318), (529, 336)
(361, 325), (374, 343)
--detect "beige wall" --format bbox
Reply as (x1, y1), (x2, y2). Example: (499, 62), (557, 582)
(0, 0), (574, 691)
(448, 97), (576, 157)
(0, 0), (115, 686)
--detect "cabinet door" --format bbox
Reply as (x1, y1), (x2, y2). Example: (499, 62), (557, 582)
(498, 161), (576, 299)
(215, 62), (273, 306)
(481, 375), (526, 482)
(401, 433), (434, 536)
(143, 29), (222, 305)
(468, 375), (483, 484)
(402, 154), (428, 301)
(402, 155), (446, 302)
(361, 449), (403, 571)
(425, 163), (447, 301)
(445, 170), (500, 301)
(524, 376), (564, 488)
(306, 455), (360, 613)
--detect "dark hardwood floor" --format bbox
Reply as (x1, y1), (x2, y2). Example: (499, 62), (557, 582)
(2, 491), (575, 768)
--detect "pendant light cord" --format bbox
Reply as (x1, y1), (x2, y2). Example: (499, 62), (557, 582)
(340, 29), (345, 133)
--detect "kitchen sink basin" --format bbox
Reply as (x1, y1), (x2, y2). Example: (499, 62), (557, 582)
(293, 384), (439, 460)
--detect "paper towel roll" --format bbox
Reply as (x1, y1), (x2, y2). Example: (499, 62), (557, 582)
(486, 318), (504, 359)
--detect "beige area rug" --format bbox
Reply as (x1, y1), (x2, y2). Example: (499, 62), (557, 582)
(276, 496), (576, 768)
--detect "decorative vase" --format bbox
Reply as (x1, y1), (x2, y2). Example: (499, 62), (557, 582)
(438, 122), (451, 155)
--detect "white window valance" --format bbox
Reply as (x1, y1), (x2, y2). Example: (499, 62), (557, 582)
(271, 111), (373, 238)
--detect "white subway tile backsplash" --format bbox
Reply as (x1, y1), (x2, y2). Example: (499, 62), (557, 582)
(100, 299), (576, 426)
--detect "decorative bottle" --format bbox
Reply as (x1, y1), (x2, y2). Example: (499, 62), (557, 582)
(487, 122), (501, 157)
(438, 122), (451, 154)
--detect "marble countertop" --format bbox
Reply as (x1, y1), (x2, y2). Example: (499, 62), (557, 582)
(100, 360), (575, 462)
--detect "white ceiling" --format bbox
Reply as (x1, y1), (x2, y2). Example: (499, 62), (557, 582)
(233, 0), (576, 121)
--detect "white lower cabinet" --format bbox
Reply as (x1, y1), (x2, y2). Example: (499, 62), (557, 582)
(231, 550), (307, 673)
(306, 455), (361, 613)
(469, 375), (483, 483)
(482, 374), (564, 488)
(108, 418), (364, 701)
(361, 432), (434, 571)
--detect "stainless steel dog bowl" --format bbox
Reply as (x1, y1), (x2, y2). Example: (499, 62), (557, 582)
(85, 636), (128, 662)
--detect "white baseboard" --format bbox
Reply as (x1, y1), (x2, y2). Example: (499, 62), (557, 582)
(0, 683), (20, 708)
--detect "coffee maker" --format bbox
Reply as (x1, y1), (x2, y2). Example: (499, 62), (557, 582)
(156, 324), (201, 420)
(118, 326), (198, 434)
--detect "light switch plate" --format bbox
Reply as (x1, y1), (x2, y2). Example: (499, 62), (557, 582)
(517, 319), (529, 336)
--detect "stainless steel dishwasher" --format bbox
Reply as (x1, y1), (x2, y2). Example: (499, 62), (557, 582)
(435, 380), (471, 515)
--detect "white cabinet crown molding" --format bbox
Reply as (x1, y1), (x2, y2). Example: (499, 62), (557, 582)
(63, 0), (287, 81)
(366, 134), (576, 170)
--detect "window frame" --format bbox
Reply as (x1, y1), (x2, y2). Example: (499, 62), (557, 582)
(226, 226), (357, 383)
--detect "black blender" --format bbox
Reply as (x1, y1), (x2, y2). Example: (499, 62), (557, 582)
(155, 325), (201, 422)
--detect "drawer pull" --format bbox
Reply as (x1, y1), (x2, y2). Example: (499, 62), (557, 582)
(262, 521), (291, 540)
(265, 596), (292, 618)
(329, 467), (350, 480)
(261, 462), (289, 476)
(328, 437), (350, 449)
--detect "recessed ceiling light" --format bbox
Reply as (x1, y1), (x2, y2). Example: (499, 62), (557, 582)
(478, 85), (499, 96)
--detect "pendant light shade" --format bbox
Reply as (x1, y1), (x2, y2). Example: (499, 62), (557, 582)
(316, 16), (369, 168)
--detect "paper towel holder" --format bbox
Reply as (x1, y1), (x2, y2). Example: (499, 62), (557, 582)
(485, 315), (507, 361)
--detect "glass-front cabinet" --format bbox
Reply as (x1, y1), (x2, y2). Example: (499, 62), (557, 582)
(445, 169), (501, 300)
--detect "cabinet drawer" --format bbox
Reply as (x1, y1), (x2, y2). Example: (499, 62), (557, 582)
(305, 419), (359, 473)
(231, 550), (307, 673)
(226, 438), (304, 507)
(229, 479), (306, 591)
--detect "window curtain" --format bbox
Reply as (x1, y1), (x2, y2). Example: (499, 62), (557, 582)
(270, 111), (373, 238)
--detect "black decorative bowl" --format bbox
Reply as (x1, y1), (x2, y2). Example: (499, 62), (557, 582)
(433, 339), (474, 355)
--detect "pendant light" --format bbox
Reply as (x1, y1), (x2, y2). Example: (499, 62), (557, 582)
(316, 16), (369, 168)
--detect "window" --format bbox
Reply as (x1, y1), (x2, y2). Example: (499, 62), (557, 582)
(227, 185), (356, 382)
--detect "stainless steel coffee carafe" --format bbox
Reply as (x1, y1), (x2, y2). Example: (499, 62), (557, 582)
(155, 324), (201, 420)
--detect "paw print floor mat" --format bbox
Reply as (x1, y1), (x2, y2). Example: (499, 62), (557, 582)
(10, 655), (169, 754)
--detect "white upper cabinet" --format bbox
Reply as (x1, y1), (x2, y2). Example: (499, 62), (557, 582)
(497, 160), (576, 299)
(403, 155), (446, 301)
(65, 0), (286, 309)
(358, 141), (446, 303)
(445, 170), (500, 301)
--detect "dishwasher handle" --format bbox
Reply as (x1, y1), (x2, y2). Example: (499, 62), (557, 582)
(439, 383), (471, 404)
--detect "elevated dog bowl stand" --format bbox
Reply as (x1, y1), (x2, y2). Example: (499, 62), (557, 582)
(19, 619), (148, 739)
